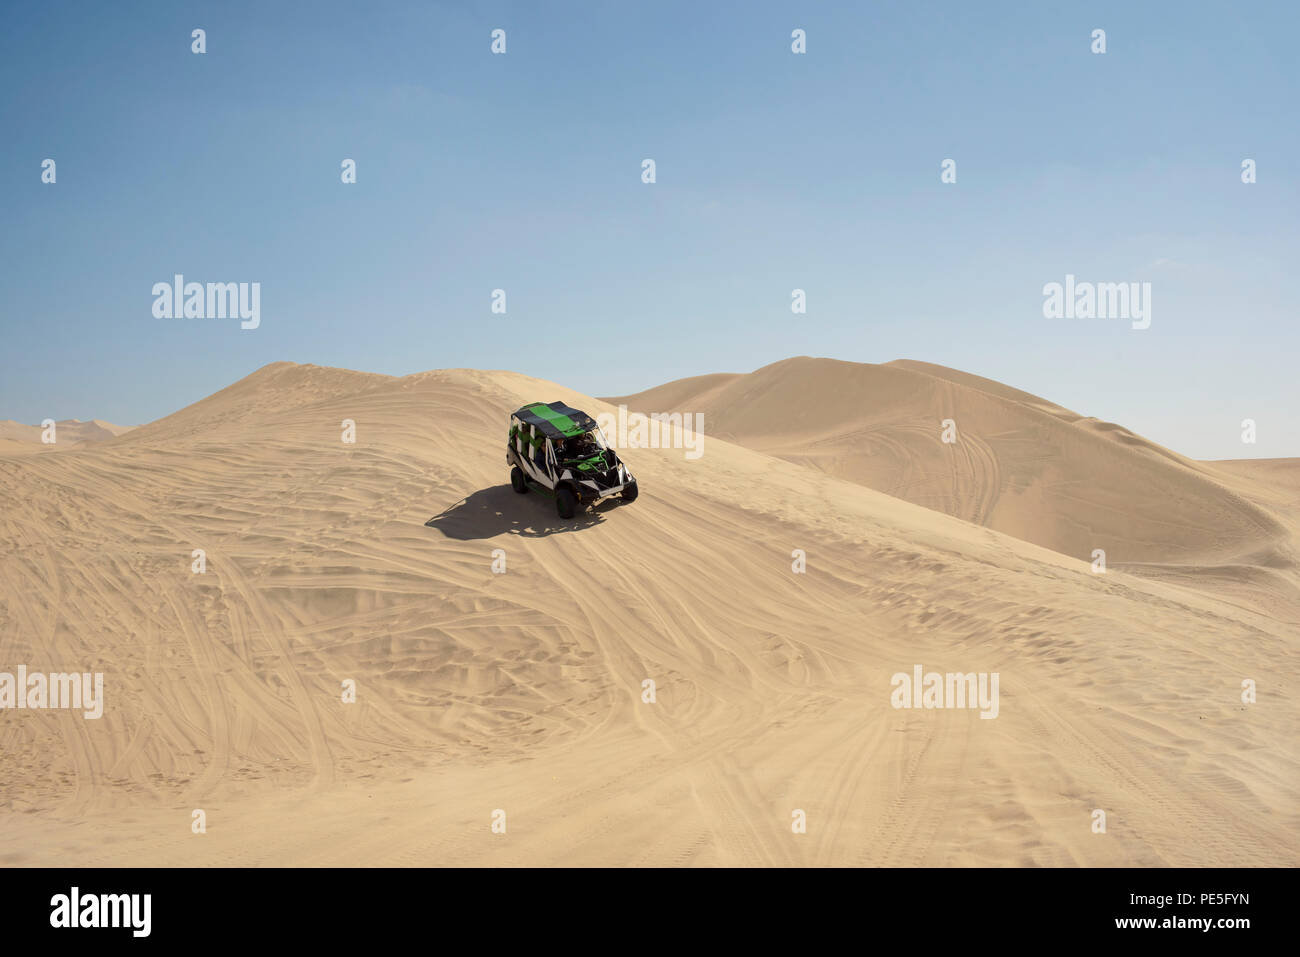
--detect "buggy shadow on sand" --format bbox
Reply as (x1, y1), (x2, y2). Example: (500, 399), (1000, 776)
(507, 401), (639, 518)
(424, 483), (629, 540)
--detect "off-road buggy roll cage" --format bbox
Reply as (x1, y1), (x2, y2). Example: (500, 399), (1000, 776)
(507, 401), (638, 518)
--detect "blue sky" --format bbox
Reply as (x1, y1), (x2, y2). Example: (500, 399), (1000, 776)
(2, 0), (1296, 458)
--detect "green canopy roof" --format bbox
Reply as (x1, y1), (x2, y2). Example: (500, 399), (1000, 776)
(512, 401), (598, 439)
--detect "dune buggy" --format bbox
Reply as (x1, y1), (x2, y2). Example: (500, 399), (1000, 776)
(507, 401), (638, 518)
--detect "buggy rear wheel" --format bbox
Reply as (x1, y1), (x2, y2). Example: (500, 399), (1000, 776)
(510, 466), (528, 494)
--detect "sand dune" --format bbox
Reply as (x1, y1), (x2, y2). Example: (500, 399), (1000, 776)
(607, 357), (1300, 616)
(0, 418), (134, 449)
(0, 361), (1296, 866)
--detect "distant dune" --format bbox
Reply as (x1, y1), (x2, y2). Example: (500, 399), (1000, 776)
(0, 360), (1296, 866)
(606, 357), (1300, 620)
(0, 418), (134, 447)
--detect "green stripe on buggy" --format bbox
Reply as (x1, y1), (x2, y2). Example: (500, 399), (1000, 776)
(516, 403), (587, 438)
(509, 424), (544, 448)
(513, 402), (599, 439)
(524, 403), (579, 434)
(544, 402), (598, 433)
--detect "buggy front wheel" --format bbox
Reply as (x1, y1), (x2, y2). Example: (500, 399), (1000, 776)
(510, 467), (528, 494)
(556, 486), (577, 519)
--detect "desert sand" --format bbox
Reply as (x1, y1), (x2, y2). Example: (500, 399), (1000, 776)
(0, 358), (1296, 866)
